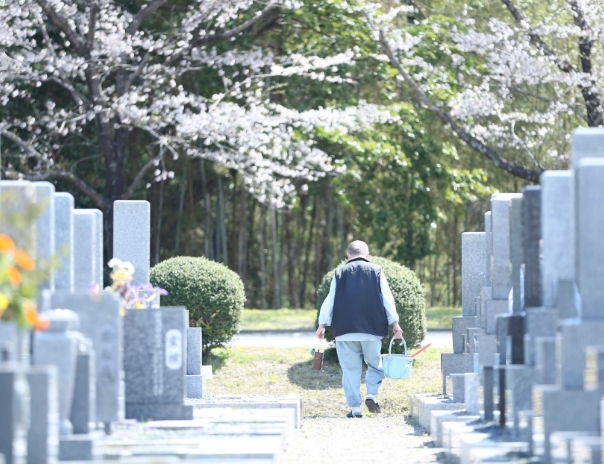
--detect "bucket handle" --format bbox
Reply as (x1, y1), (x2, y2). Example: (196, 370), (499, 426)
(387, 335), (407, 357)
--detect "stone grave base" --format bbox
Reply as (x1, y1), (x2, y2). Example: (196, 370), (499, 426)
(126, 402), (194, 421)
(187, 394), (303, 429)
(185, 375), (204, 399)
(416, 395), (464, 429)
(59, 432), (100, 461)
(430, 410), (480, 446)
(96, 408), (295, 462)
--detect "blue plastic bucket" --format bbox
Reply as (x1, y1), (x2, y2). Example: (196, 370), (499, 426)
(382, 336), (413, 380)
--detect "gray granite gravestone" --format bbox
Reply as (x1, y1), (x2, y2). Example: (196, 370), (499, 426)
(50, 292), (122, 426)
(575, 158), (604, 320)
(570, 127), (604, 166)
(522, 186), (541, 307)
(33, 309), (80, 436)
(185, 328), (203, 399)
(33, 182), (56, 292)
(464, 373), (480, 415)
(485, 211), (492, 285)
(73, 211), (96, 292)
(0, 364), (30, 464)
(541, 171), (574, 308)
(462, 233), (487, 317)
(509, 196), (524, 313)
(124, 307), (193, 420)
(491, 193), (519, 299)
(27, 366), (59, 464)
(70, 337), (95, 434)
(483, 366), (494, 421)
(113, 201), (150, 285)
(83, 209), (104, 290)
(54, 193), (74, 293)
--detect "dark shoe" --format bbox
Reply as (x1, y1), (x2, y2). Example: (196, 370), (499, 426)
(365, 398), (381, 414)
(346, 410), (362, 418)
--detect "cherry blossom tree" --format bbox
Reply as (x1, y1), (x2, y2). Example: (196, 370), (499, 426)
(365, 0), (604, 182)
(0, 0), (392, 240)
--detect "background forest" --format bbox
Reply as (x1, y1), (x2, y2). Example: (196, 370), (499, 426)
(3, 0), (593, 308)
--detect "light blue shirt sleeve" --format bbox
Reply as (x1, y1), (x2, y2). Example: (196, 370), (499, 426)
(381, 273), (398, 324)
(318, 277), (337, 325)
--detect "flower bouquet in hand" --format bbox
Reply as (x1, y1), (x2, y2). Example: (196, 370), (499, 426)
(0, 234), (49, 330)
(105, 258), (167, 314)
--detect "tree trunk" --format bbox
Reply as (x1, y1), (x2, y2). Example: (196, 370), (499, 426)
(285, 211), (298, 308)
(153, 154), (165, 265)
(260, 206), (267, 309)
(271, 205), (281, 308)
(217, 175), (228, 266)
(238, 183), (248, 279)
(299, 197), (317, 308)
(174, 159), (187, 255)
(200, 160), (212, 260)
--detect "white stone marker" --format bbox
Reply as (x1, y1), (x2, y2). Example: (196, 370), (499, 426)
(461, 233), (487, 317)
(54, 193), (75, 292)
(541, 171), (574, 308)
(575, 157), (604, 319)
(73, 210), (96, 292)
(33, 182), (56, 291)
(113, 201), (151, 285)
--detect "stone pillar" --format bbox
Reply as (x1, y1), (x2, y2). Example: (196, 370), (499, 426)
(73, 211), (96, 292)
(113, 201), (150, 285)
(461, 233), (487, 316)
(522, 186), (541, 307)
(575, 157), (604, 320)
(541, 171), (574, 308)
(54, 193), (74, 293)
(33, 182), (56, 292)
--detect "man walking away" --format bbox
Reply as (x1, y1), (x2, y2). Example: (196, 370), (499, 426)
(316, 240), (403, 418)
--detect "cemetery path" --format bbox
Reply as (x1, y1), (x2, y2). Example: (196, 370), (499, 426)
(284, 416), (443, 463)
(230, 330), (452, 349)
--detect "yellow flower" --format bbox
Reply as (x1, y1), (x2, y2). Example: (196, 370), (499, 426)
(15, 249), (35, 271)
(134, 301), (145, 309)
(0, 234), (16, 253)
(111, 269), (132, 283)
(7, 266), (21, 286)
(0, 292), (8, 314)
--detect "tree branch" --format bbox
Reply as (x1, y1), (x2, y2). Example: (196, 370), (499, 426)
(500, 0), (575, 74)
(48, 77), (90, 107)
(124, 154), (162, 199)
(0, 130), (46, 160)
(35, 0), (88, 57)
(2, 169), (105, 210)
(126, 0), (169, 35)
(567, 0), (601, 126)
(376, 27), (541, 182)
(500, 0), (601, 126)
(88, 2), (99, 48)
(126, 52), (152, 88)
(166, 3), (278, 67)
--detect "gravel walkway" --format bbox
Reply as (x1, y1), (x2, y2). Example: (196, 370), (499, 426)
(284, 416), (443, 463)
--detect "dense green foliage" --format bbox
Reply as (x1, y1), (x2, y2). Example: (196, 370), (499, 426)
(150, 257), (245, 356)
(315, 257), (426, 351)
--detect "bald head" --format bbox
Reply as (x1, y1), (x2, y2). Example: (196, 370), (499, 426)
(347, 240), (369, 259)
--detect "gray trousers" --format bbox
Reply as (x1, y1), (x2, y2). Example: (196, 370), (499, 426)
(335, 340), (385, 407)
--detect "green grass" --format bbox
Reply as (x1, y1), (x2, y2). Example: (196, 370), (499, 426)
(207, 346), (448, 418)
(425, 306), (462, 329)
(240, 309), (316, 331)
(240, 306), (462, 331)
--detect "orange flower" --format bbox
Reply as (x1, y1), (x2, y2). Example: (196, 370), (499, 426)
(14, 249), (35, 271)
(7, 266), (21, 286)
(34, 318), (50, 332)
(24, 300), (49, 331)
(24, 300), (37, 325)
(0, 234), (15, 253)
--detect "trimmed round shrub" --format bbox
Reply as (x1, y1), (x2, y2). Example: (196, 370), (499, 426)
(150, 256), (245, 357)
(316, 256), (426, 353)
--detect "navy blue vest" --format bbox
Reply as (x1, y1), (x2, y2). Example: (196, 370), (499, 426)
(331, 257), (389, 338)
